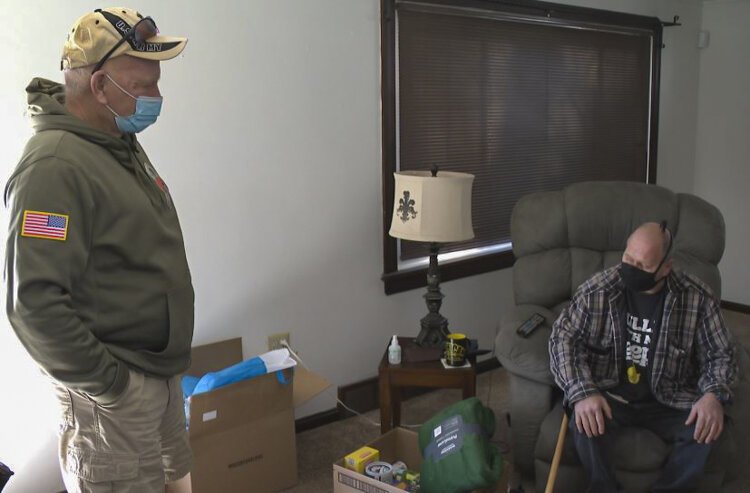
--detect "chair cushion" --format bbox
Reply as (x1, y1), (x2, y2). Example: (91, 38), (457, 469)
(513, 251), (571, 312)
(511, 181), (724, 303)
(564, 181), (679, 254)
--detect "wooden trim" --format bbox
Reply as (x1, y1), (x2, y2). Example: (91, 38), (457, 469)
(295, 408), (341, 433)
(381, 0), (398, 286)
(337, 375), (378, 418)
(648, 23), (663, 185)
(383, 250), (515, 295)
(397, 0), (664, 30)
(721, 300), (750, 315)
(336, 373), (382, 419)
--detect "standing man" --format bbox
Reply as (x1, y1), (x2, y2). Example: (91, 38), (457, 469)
(5, 8), (193, 493)
(549, 222), (737, 492)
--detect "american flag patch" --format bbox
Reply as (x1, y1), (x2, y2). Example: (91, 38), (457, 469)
(21, 210), (69, 241)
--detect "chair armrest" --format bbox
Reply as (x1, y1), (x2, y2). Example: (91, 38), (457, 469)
(508, 373), (556, 474)
(724, 339), (750, 483)
(495, 304), (557, 386)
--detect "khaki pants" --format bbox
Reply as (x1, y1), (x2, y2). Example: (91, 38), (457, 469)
(53, 369), (192, 493)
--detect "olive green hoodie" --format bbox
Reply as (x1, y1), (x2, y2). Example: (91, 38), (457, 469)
(5, 78), (194, 405)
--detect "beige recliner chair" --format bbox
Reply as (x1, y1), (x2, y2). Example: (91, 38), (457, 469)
(494, 181), (750, 492)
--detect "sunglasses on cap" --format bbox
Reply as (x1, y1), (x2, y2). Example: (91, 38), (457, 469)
(91, 15), (159, 73)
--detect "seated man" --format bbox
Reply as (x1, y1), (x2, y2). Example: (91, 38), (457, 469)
(549, 221), (738, 493)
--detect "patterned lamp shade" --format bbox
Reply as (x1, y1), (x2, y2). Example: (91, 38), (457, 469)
(389, 170), (474, 243)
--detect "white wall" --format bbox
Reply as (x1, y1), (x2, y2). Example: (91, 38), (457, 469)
(0, 0), (713, 491)
(0, 1), (513, 491)
(694, 0), (750, 305)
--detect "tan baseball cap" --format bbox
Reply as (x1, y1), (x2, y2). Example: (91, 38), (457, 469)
(61, 7), (187, 70)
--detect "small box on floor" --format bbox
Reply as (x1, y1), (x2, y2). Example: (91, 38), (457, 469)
(344, 446), (380, 473)
(333, 427), (510, 493)
(187, 338), (330, 493)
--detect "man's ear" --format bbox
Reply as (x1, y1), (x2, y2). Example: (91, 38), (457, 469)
(90, 71), (109, 105)
(663, 258), (674, 275)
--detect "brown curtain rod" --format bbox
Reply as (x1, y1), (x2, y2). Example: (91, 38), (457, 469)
(661, 15), (681, 27)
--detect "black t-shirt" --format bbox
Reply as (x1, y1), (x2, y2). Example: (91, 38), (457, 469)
(610, 288), (665, 403)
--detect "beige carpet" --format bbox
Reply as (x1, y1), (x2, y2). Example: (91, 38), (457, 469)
(282, 309), (750, 493)
(281, 365), (522, 493)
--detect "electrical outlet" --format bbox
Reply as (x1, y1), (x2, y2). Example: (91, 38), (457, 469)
(268, 332), (290, 351)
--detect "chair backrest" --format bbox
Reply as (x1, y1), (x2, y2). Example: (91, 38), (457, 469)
(511, 181), (725, 309)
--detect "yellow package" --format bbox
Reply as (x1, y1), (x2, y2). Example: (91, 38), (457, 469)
(344, 446), (380, 473)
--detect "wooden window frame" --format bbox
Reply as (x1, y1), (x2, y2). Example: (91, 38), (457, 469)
(381, 0), (663, 295)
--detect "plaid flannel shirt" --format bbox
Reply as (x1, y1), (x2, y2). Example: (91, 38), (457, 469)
(549, 266), (737, 409)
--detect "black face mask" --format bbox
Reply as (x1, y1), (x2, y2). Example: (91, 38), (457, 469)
(620, 263), (663, 292)
(620, 222), (672, 292)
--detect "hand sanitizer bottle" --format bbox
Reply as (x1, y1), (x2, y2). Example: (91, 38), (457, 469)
(388, 335), (401, 365)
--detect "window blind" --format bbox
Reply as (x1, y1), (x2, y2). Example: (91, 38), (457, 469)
(396, 5), (654, 262)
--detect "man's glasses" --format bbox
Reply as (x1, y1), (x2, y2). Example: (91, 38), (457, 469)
(91, 16), (158, 73)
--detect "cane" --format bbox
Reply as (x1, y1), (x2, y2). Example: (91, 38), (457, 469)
(544, 412), (569, 493)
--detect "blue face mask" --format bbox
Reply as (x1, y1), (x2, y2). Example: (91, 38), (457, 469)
(105, 74), (162, 134)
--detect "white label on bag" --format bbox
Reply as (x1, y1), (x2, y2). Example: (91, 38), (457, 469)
(434, 425), (442, 437)
(203, 410), (217, 422)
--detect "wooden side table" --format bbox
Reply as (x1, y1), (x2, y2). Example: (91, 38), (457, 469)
(378, 336), (477, 433)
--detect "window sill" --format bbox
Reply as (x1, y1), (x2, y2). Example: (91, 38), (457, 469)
(382, 250), (515, 295)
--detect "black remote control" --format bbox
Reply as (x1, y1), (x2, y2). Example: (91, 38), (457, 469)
(516, 313), (545, 338)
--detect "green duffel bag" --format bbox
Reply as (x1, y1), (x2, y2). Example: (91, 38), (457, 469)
(418, 397), (503, 493)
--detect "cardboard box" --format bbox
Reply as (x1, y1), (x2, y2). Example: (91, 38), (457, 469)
(187, 338), (330, 493)
(333, 427), (509, 493)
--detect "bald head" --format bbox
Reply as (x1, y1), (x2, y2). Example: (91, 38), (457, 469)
(622, 222), (673, 286)
(629, 222), (671, 259)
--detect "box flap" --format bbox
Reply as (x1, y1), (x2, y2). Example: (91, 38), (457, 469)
(188, 338), (243, 375)
(188, 368), (293, 440)
(188, 338), (330, 409)
(370, 427), (423, 469)
(293, 365), (331, 407)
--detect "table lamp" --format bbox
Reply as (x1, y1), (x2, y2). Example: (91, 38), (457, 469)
(389, 166), (475, 347)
